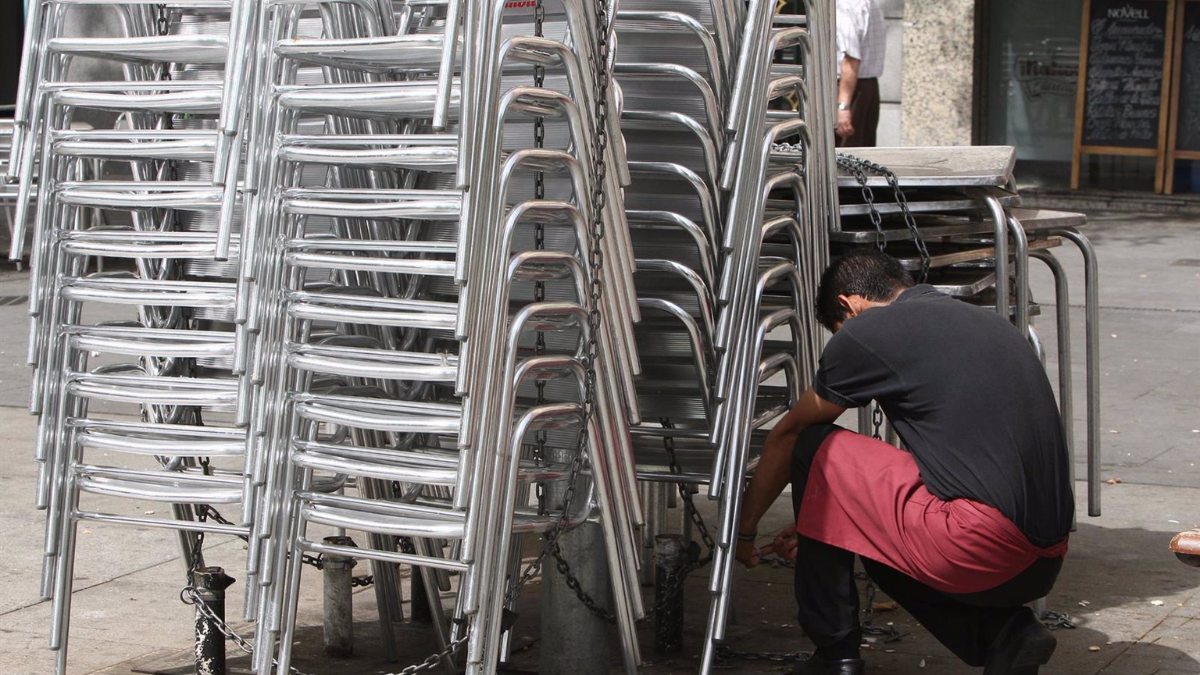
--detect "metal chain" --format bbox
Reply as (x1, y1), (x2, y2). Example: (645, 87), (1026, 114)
(181, 587), (463, 675)
(153, 3), (183, 236)
(846, 571), (905, 643)
(532, 0), (550, 513)
(549, 421), (720, 625)
(835, 153), (931, 282)
(835, 154), (885, 250)
(872, 404), (884, 441)
(1040, 610), (1077, 631)
(298, 551), (374, 587)
(661, 421), (715, 569)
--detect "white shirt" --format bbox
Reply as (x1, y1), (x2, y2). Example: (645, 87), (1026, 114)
(836, 0), (886, 80)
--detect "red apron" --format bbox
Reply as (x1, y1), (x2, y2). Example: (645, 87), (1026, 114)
(797, 430), (1068, 595)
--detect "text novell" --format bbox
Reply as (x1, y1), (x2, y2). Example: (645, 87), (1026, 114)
(505, 0), (537, 8)
(1108, 4), (1150, 21)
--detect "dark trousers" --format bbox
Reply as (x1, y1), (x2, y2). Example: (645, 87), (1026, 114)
(834, 78), (880, 148)
(790, 423), (1064, 666)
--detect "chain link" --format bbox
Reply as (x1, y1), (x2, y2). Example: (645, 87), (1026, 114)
(550, 420), (721, 625)
(298, 551), (374, 587)
(181, 587), (464, 675)
(835, 153), (931, 282)
(836, 154), (885, 250)
(871, 404), (884, 441)
(1040, 610), (1077, 631)
(531, 0), (550, 513)
(154, 3), (183, 234)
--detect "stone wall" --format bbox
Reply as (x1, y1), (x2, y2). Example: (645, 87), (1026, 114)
(877, 0), (905, 146)
(900, 0), (975, 146)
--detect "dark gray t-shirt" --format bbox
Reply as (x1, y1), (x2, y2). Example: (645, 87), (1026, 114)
(814, 284), (1074, 548)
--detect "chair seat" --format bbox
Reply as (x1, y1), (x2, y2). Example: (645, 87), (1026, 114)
(76, 464), (244, 504)
(286, 289), (458, 331)
(48, 35), (230, 64)
(57, 181), (224, 211)
(59, 229), (239, 260)
(278, 139), (459, 171)
(71, 418), (247, 457)
(61, 276), (237, 309)
(292, 391), (462, 435)
(68, 372), (239, 408)
(275, 34), (451, 72)
(281, 189), (462, 221)
(286, 342), (458, 382)
(275, 80), (462, 119)
(66, 324), (236, 359)
(50, 86), (223, 115)
(53, 129), (218, 161)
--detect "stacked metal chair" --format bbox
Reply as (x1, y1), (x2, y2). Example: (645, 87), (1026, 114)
(10, 2), (652, 675)
(5, 4), (259, 675)
(611, 0), (837, 671)
(237, 1), (646, 674)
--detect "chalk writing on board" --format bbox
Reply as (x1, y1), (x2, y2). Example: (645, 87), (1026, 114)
(1082, 1), (1170, 148)
(1176, 5), (1200, 151)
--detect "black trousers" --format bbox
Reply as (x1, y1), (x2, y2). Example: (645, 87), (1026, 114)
(790, 423), (1064, 666)
(834, 78), (879, 148)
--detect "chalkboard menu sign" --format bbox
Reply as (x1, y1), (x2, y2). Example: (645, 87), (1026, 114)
(1072, 0), (1177, 192)
(1174, 2), (1200, 150)
(1165, 0), (1200, 192)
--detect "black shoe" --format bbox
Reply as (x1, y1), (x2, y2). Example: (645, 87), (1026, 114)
(983, 608), (1058, 675)
(793, 653), (865, 675)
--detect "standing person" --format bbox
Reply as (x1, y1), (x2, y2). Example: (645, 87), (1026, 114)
(736, 250), (1073, 675)
(835, 0), (886, 147)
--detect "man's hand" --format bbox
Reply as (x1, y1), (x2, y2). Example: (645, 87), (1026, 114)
(836, 109), (855, 139)
(760, 524), (799, 561)
(735, 538), (760, 569)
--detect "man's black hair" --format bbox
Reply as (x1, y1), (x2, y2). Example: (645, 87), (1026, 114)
(815, 249), (915, 331)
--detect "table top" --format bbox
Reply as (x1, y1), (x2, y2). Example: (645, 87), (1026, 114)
(1007, 207), (1088, 231)
(836, 146), (1017, 188)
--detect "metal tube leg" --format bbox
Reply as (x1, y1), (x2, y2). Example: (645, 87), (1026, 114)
(1033, 249), (1076, 527)
(981, 195), (1010, 321)
(1007, 216), (1030, 337)
(1053, 229), (1101, 517)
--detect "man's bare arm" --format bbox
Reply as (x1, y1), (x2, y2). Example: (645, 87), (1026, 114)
(837, 55), (860, 139)
(738, 387), (847, 539)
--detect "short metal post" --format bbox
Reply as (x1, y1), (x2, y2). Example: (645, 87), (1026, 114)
(322, 536), (356, 658)
(654, 534), (686, 655)
(194, 567), (234, 675)
(540, 447), (610, 675)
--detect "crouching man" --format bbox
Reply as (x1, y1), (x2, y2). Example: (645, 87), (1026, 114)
(736, 250), (1073, 675)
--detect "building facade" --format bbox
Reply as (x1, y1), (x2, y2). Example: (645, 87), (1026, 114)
(893, 0), (1198, 193)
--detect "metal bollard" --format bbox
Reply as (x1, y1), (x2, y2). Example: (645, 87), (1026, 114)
(193, 567), (235, 675)
(322, 535), (357, 658)
(654, 534), (686, 655)
(540, 447), (610, 675)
